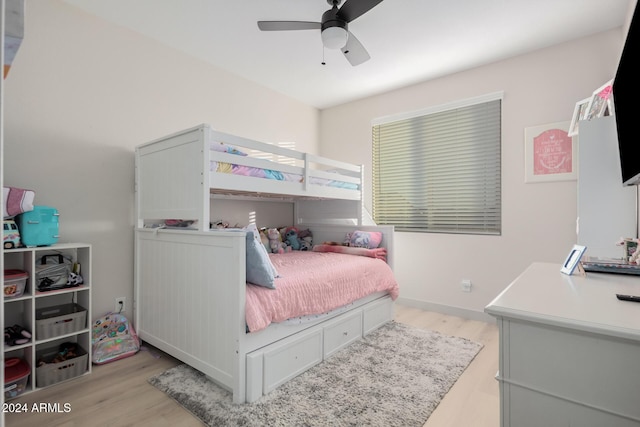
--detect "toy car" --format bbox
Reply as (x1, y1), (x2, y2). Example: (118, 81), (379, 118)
(3, 219), (21, 249)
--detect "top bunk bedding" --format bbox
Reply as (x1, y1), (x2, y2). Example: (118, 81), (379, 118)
(210, 141), (359, 191)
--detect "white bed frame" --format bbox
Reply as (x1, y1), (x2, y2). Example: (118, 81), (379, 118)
(134, 125), (396, 403)
(135, 124), (365, 231)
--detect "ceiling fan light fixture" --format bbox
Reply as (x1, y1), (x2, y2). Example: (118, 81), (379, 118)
(321, 26), (348, 49)
(257, 0), (384, 65)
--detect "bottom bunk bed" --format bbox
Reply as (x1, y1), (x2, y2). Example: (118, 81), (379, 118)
(134, 224), (398, 403)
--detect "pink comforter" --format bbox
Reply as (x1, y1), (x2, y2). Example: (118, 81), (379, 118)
(245, 251), (399, 332)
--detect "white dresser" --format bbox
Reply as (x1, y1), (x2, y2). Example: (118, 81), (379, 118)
(485, 263), (640, 427)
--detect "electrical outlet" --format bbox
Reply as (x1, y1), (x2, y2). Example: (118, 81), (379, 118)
(115, 297), (126, 313)
(461, 280), (472, 292)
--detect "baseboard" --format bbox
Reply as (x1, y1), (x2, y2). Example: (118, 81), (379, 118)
(395, 297), (496, 324)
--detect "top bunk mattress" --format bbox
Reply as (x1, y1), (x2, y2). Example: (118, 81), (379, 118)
(245, 251), (399, 333)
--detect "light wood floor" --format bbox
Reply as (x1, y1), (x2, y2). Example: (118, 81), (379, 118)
(5, 304), (499, 427)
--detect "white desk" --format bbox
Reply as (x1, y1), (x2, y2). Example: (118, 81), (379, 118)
(485, 262), (640, 427)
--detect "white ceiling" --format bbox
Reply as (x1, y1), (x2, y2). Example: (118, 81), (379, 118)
(62, 0), (631, 109)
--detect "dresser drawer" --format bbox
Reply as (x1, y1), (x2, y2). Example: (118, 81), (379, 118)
(323, 310), (362, 358)
(262, 328), (323, 394)
(504, 319), (640, 421)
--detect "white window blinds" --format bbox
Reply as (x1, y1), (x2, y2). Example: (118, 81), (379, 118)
(372, 97), (501, 235)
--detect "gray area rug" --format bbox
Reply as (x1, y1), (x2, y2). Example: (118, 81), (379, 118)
(148, 321), (483, 426)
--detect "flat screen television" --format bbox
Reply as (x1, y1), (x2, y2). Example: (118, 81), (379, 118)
(613, 2), (640, 186)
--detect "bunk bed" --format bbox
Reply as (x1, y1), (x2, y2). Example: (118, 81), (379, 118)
(134, 124), (398, 403)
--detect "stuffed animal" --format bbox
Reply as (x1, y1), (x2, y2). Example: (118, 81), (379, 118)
(285, 227), (301, 250)
(259, 227), (270, 252)
(298, 229), (313, 251)
(67, 272), (84, 286)
(267, 228), (288, 254)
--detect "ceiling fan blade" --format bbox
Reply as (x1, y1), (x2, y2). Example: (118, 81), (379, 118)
(341, 31), (370, 66)
(257, 21), (321, 31)
(337, 0), (384, 23)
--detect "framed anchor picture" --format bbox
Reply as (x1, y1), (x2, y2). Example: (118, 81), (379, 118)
(524, 121), (576, 183)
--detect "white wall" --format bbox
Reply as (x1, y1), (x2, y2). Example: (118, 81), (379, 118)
(319, 30), (625, 320)
(2, 0), (320, 318)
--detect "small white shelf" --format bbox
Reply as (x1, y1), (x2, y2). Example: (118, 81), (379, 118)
(3, 243), (92, 398)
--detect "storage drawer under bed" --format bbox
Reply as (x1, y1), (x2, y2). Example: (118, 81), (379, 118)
(263, 328), (322, 393)
(323, 309), (362, 358)
(247, 327), (323, 399)
(245, 295), (394, 403)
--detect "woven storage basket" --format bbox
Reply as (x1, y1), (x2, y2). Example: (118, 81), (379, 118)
(35, 303), (87, 340)
(36, 345), (88, 387)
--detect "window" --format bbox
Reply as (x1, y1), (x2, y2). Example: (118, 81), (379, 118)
(372, 94), (502, 235)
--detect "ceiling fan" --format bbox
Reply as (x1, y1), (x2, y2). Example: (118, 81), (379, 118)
(257, 0), (384, 66)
